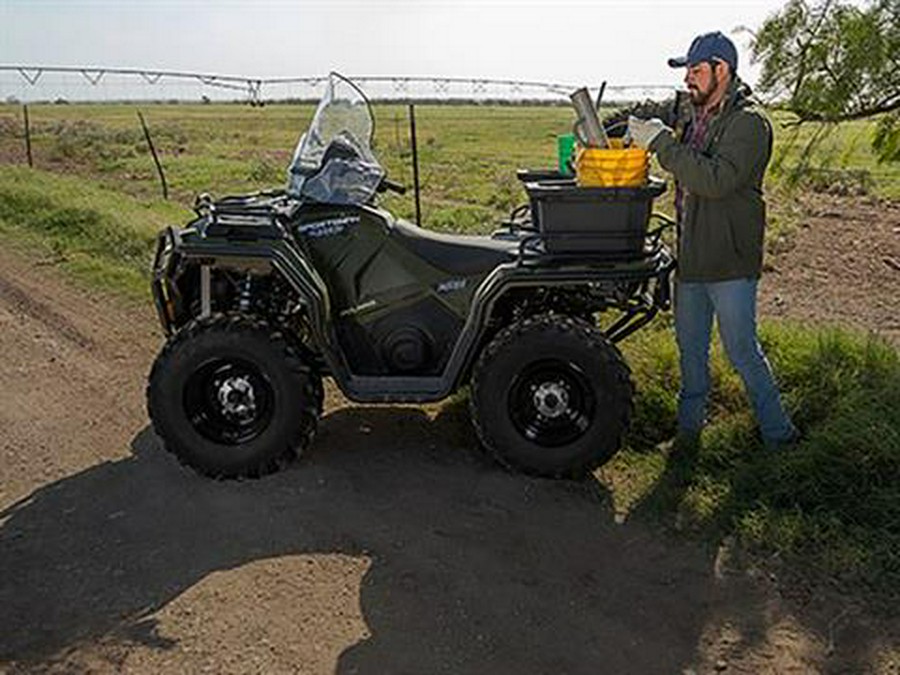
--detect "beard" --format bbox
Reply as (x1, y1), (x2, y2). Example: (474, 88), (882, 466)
(688, 68), (720, 107)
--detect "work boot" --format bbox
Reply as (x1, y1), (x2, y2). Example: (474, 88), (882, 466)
(763, 426), (803, 452)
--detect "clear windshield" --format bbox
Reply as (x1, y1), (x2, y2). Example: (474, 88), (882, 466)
(286, 73), (385, 205)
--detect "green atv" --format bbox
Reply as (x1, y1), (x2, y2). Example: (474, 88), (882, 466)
(147, 73), (674, 479)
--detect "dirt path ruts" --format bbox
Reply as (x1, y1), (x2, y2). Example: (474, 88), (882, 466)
(0, 237), (895, 673)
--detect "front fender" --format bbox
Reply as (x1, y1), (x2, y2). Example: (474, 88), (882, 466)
(151, 228), (332, 346)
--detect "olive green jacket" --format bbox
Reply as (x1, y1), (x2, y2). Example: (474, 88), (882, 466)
(609, 81), (773, 282)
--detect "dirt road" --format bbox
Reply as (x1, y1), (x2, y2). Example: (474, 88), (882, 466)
(0, 211), (897, 674)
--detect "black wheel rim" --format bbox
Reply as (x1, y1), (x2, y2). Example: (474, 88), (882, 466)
(508, 359), (596, 448)
(183, 357), (275, 445)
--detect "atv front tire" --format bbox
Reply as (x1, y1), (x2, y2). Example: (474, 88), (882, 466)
(147, 314), (322, 478)
(470, 313), (633, 478)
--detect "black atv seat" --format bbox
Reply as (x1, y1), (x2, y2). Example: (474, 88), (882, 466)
(390, 218), (519, 277)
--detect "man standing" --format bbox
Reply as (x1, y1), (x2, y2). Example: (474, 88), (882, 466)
(619, 31), (798, 450)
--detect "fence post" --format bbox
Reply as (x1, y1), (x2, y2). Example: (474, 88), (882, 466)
(408, 103), (421, 226)
(137, 110), (168, 200)
(23, 104), (33, 168)
(394, 110), (401, 155)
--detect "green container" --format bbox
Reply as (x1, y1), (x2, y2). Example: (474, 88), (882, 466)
(557, 133), (576, 175)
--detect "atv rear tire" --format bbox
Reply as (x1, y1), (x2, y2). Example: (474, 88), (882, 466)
(470, 313), (633, 479)
(147, 314), (322, 479)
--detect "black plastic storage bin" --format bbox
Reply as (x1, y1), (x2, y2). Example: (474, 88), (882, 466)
(524, 178), (666, 257)
(515, 168), (572, 183)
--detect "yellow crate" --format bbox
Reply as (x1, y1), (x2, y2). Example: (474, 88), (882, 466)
(575, 139), (649, 188)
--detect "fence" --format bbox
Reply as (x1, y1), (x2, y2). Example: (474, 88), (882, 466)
(0, 66), (898, 223)
(0, 99), (589, 228)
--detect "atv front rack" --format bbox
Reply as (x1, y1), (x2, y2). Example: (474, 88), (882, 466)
(195, 190), (299, 241)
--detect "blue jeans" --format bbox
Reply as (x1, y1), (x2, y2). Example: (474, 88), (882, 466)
(674, 278), (796, 443)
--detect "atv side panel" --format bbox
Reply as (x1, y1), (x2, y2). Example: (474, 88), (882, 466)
(153, 211), (674, 403)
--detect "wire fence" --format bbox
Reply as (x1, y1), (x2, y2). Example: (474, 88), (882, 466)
(0, 65), (898, 212)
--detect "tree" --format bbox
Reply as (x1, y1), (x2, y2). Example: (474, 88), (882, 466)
(750, 0), (900, 160)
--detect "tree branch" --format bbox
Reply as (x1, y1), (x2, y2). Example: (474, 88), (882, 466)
(791, 97), (900, 122)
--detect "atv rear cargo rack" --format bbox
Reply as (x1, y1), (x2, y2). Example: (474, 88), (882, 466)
(514, 213), (674, 266)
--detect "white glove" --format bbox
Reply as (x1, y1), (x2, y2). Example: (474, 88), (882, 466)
(627, 115), (670, 150)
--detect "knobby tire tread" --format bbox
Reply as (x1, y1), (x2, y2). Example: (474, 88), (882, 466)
(469, 313), (633, 479)
(147, 313), (322, 479)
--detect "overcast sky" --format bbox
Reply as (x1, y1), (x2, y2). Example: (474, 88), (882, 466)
(1, 0), (792, 93)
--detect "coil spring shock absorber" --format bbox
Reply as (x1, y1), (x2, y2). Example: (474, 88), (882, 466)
(238, 274), (253, 312)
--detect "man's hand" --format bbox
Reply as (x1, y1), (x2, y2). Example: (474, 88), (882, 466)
(627, 115), (670, 150)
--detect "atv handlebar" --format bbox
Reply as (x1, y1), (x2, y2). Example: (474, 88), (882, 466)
(377, 177), (407, 195)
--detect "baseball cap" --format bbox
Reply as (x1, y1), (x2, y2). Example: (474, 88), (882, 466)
(668, 31), (738, 71)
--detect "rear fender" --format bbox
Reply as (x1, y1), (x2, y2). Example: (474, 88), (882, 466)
(447, 253), (674, 389)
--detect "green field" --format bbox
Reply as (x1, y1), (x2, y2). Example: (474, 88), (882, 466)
(0, 101), (898, 603)
(0, 102), (577, 229)
(2, 101), (898, 225)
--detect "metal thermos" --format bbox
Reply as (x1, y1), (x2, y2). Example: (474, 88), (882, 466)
(570, 87), (609, 148)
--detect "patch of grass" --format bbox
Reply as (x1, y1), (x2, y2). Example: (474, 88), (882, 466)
(423, 201), (499, 234)
(609, 324), (900, 599)
(768, 111), (900, 199)
(0, 165), (189, 299)
(3, 102), (897, 232)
